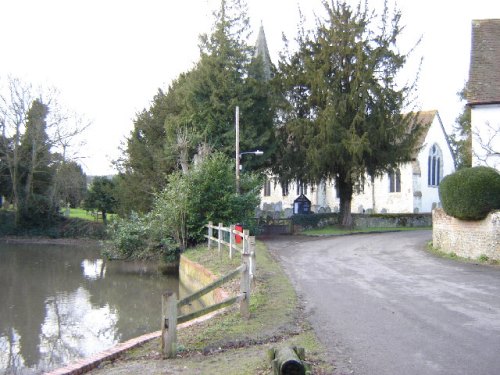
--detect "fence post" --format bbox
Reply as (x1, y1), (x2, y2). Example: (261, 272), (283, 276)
(243, 229), (250, 255)
(218, 223), (223, 254)
(240, 230), (251, 319)
(249, 236), (256, 284)
(161, 291), (178, 359)
(208, 221), (213, 249)
(229, 224), (235, 259)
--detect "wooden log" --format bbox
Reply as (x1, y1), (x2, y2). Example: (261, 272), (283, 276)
(272, 347), (306, 375)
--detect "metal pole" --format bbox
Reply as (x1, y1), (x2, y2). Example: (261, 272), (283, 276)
(235, 106), (240, 194)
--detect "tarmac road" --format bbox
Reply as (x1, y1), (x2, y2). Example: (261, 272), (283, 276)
(264, 231), (500, 375)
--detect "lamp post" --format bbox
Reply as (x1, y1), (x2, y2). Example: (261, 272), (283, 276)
(235, 106), (263, 194)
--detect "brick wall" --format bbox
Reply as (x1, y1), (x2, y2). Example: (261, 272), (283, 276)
(179, 255), (227, 306)
(432, 208), (500, 260)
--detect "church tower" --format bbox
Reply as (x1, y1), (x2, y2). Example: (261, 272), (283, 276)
(253, 23), (273, 81)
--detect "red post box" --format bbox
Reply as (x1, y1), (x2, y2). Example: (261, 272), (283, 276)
(235, 224), (243, 244)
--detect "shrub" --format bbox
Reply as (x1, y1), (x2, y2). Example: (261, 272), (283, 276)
(104, 212), (181, 261)
(439, 166), (500, 220)
(153, 152), (261, 247)
(105, 152), (261, 259)
(105, 213), (148, 259)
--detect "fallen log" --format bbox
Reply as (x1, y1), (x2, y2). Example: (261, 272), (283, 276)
(269, 346), (306, 375)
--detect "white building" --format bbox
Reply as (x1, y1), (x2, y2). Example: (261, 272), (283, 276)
(260, 110), (455, 215)
(467, 19), (500, 171)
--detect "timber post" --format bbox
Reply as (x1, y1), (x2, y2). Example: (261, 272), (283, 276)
(240, 231), (251, 319)
(207, 221), (213, 249)
(161, 291), (178, 359)
(229, 224), (235, 259)
(249, 235), (256, 283)
(218, 222), (223, 254)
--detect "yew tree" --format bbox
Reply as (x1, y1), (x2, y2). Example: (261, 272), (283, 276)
(274, 0), (422, 226)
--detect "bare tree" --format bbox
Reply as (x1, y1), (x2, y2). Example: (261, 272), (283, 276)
(0, 77), (34, 217)
(472, 120), (500, 168)
(0, 76), (90, 225)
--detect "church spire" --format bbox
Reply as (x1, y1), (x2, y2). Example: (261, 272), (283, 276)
(254, 22), (272, 81)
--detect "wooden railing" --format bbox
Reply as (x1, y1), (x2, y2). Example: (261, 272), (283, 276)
(161, 222), (255, 359)
(205, 221), (256, 280)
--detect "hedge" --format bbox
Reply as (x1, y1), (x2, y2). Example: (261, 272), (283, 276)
(439, 166), (500, 220)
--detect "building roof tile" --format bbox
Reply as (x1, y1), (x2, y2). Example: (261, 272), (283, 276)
(467, 19), (500, 105)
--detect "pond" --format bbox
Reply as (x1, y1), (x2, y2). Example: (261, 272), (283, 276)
(0, 241), (183, 374)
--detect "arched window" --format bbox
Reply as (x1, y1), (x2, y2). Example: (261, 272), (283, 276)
(389, 168), (401, 192)
(428, 144), (443, 187)
(264, 178), (271, 196)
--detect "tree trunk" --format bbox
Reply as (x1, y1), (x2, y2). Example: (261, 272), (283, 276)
(337, 175), (354, 228)
(371, 175), (376, 213)
(340, 197), (353, 227)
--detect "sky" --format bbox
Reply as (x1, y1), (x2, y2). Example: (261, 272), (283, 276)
(1, 0), (499, 176)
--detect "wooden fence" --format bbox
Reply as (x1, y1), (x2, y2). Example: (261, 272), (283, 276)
(161, 222), (255, 359)
(205, 221), (256, 281)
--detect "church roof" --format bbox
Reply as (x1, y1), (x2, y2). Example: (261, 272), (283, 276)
(408, 110), (453, 160)
(254, 24), (272, 81)
(467, 19), (500, 105)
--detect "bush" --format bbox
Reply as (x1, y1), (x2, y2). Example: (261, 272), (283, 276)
(153, 152), (261, 247)
(439, 166), (500, 220)
(105, 152), (261, 259)
(104, 212), (180, 261)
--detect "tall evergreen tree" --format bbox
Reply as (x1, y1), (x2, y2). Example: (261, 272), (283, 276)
(116, 89), (175, 214)
(187, 0), (252, 156)
(117, 0), (278, 215)
(275, 0), (422, 226)
(450, 86), (472, 170)
(17, 99), (56, 225)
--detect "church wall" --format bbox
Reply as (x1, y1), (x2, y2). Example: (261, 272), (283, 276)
(471, 104), (500, 171)
(417, 116), (456, 212)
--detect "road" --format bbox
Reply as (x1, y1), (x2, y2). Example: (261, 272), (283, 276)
(264, 231), (500, 375)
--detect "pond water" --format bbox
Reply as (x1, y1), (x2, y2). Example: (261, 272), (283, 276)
(0, 241), (182, 374)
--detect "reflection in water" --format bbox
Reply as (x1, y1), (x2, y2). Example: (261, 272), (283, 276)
(0, 242), (181, 374)
(82, 259), (106, 280)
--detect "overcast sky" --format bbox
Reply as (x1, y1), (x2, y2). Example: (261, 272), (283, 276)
(1, 0), (499, 175)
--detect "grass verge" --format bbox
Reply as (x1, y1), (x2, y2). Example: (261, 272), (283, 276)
(91, 242), (333, 374)
(302, 225), (432, 236)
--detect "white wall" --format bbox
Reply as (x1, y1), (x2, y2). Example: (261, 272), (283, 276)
(416, 115), (456, 212)
(471, 104), (500, 171)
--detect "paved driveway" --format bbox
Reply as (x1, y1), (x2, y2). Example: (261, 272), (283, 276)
(264, 231), (500, 375)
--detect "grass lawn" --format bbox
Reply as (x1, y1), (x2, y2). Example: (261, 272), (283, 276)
(63, 208), (116, 222)
(65, 208), (96, 220)
(302, 225), (432, 236)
